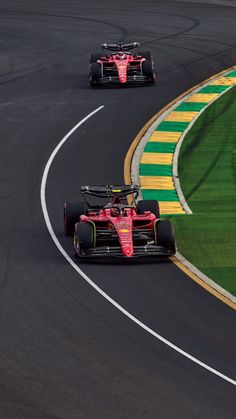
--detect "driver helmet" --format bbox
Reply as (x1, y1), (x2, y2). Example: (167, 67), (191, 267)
(118, 52), (126, 59)
(111, 207), (120, 217)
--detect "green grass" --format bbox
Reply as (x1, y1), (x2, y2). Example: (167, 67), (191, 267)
(172, 86), (236, 296)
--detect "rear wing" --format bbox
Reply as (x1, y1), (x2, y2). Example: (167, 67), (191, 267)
(101, 42), (140, 52)
(81, 185), (139, 199)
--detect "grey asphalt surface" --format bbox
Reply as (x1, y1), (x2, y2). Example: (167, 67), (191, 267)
(0, 0), (236, 418)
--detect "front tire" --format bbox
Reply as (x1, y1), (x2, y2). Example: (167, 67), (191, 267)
(142, 59), (155, 83)
(64, 201), (87, 236)
(74, 222), (95, 256)
(155, 220), (176, 254)
(89, 63), (102, 87)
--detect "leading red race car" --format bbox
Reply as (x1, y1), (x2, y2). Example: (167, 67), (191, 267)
(64, 185), (176, 258)
(89, 42), (155, 86)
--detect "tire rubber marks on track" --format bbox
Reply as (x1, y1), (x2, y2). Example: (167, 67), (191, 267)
(41, 107), (236, 387)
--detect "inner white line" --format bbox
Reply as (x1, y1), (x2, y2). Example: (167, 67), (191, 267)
(40, 107), (236, 387)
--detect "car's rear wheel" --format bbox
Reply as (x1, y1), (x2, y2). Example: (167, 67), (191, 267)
(142, 59), (155, 83)
(64, 201), (88, 236)
(137, 200), (160, 218)
(89, 53), (101, 63)
(89, 63), (102, 87)
(155, 220), (176, 254)
(74, 222), (95, 255)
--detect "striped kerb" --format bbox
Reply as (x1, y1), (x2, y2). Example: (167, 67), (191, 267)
(139, 69), (236, 215)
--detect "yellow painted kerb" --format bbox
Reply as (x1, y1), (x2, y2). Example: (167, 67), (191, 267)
(210, 77), (236, 86)
(140, 176), (175, 189)
(187, 93), (219, 102)
(159, 202), (185, 214)
(149, 131), (181, 142)
(165, 111), (198, 122)
(141, 152), (173, 165)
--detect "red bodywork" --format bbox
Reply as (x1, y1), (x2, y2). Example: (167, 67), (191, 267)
(80, 207), (156, 257)
(98, 53), (145, 84)
(89, 42), (156, 86)
(66, 185), (176, 258)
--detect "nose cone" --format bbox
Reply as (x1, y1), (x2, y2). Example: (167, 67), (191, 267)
(116, 61), (128, 83)
(124, 246), (133, 257)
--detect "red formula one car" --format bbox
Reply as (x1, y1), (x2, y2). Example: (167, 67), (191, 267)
(89, 42), (155, 86)
(64, 185), (176, 258)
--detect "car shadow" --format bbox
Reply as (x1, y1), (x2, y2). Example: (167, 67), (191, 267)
(76, 256), (172, 266)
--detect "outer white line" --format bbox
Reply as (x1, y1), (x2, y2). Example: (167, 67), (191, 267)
(40, 107), (236, 387)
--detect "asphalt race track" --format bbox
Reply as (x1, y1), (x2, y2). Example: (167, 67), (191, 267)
(0, 0), (236, 418)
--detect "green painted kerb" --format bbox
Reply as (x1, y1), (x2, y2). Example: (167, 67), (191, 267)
(225, 70), (236, 77)
(199, 85), (229, 93)
(175, 102), (207, 111)
(144, 142), (176, 153)
(140, 164), (172, 176)
(156, 121), (189, 132)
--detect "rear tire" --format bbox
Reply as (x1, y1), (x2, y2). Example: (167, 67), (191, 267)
(137, 200), (160, 218)
(156, 220), (176, 254)
(89, 53), (101, 63)
(89, 63), (101, 87)
(75, 222), (95, 253)
(142, 59), (155, 83)
(64, 201), (87, 236)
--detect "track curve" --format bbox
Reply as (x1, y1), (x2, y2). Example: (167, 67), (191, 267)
(0, 1), (236, 418)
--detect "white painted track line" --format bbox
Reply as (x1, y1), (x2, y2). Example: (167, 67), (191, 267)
(40, 107), (236, 387)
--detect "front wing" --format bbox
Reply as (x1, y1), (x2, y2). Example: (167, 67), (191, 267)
(74, 244), (175, 258)
(93, 75), (152, 85)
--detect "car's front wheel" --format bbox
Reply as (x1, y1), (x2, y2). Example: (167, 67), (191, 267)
(155, 220), (176, 254)
(89, 63), (102, 87)
(142, 59), (155, 83)
(74, 222), (96, 256)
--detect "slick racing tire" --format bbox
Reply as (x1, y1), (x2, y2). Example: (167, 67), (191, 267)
(89, 53), (101, 63)
(142, 59), (155, 83)
(137, 200), (160, 218)
(75, 222), (95, 253)
(89, 63), (102, 87)
(139, 50), (152, 61)
(155, 220), (176, 254)
(64, 201), (88, 236)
